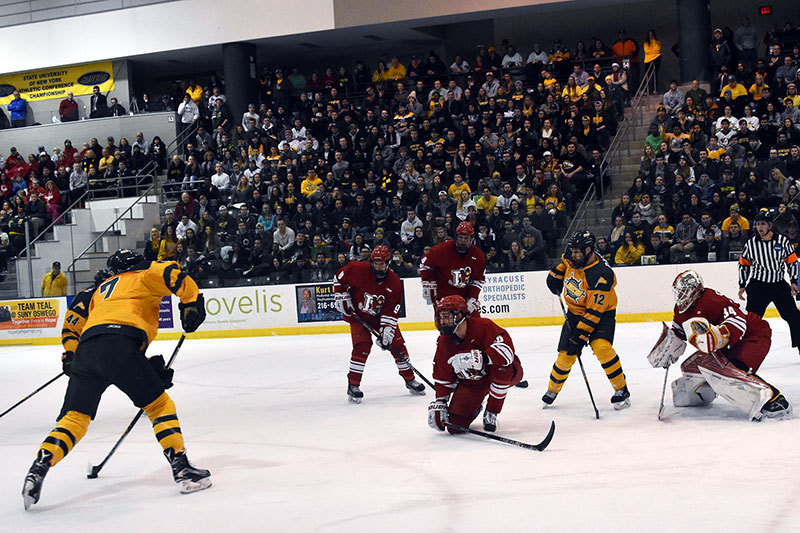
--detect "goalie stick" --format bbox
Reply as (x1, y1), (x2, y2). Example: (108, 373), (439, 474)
(446, 420), (556, 451)
(87, 333), (186, 479)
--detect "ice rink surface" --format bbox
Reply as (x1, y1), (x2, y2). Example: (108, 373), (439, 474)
(3, 320), (800, 532)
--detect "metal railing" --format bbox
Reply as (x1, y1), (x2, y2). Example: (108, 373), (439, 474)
(561, 61), (656, 244)
(65, 182), (156, 292)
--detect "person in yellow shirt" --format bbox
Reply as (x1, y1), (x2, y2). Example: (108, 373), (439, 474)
(300, 170), (323, 198)
(643, 30), (662, 88)
(41, 261), (67, 296)
(185, 79), (203, 105)
(476, 187), (498, 215)
(721, 206), (750, 236)
(447, 173), (471, 200)
(615, 232), (645, 265)
(22, 250), (209, 510)
(720, 76), (748, 101)
(385, 57), (407, 81)
(748, 73), (769, 100)
(158, 225), (179, 261)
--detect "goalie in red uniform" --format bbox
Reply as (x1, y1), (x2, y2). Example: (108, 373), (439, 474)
(419, 221), (486, 315)
(427, 295), (524, 433)
(333, 245), (426, 403)
(648, 270), (791, 420)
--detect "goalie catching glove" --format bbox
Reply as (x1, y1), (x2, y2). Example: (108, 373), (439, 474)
(647, 322), (687, 368)
(685, 317), (729, 354)
(374, 325), (395, 349)
(179, 293), (206, 333)
(334, 292), (354, 316)
(428, 399), (448, 431)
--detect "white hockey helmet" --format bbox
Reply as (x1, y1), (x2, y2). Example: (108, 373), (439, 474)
(672, 270), (704, 312)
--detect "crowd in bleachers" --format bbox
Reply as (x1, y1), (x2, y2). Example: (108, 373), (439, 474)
(607, 20), (800, 267)
(148, 31), (651, 285)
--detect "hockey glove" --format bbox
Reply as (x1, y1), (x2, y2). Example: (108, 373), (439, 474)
(148, 354), (174, 389)
(566, 336), (586, 357)
(421, 280), (437, 305)
(685, 317), (729, 354)
(179, 293), (206, 333)
(448, 349), (485, 380)
(546, 273), (564, 295)
(374, 325), (395, 350)
(334, 292), (354, 317)
(428, 399), (448, 431)
(61, 351), (74, 376)
(466, 297), (481, 315)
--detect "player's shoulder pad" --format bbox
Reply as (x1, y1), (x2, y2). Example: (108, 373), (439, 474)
(584, 258), (615, 291)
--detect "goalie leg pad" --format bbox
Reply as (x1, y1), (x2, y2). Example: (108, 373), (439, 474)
(696, 355), (773, 420)
(671, 376), (716, 407)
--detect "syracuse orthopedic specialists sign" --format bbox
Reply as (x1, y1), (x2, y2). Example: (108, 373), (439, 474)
(0, 61), (115, 104)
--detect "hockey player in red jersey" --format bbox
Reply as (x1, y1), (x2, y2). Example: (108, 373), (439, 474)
(427, 295), (524, 433)
(419, 221), (486, 315)
(333, 245), (425, 403)
(648, 270), (791, 420)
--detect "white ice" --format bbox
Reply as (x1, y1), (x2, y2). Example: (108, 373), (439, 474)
(3, 320), (800, 532)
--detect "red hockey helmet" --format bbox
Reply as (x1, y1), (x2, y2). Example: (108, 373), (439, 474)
(455, 221), (474, 253)
(435, 295), (468, 335)
(370, 245), (391, 279)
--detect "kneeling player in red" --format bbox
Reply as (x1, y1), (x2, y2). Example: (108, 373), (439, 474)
(428, 295), (523, 433)
(648, 270), (791, 420)
(334, 245), (425, 403)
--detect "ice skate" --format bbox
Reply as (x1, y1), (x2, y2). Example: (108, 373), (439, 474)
(165, 448), (211, 494)
(483, 409), (498, 432)
(22, 449), (52, 510)
(611, 386), (631, 410)
(760, 394), (793, 420)
(347, 384), (363, 404)
(542, 390), (558, 408)
(405, 379), (426, 395)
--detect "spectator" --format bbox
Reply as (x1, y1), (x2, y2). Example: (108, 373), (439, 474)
(41, 261), (67, 296)
(158, 224), (179, 260)
(615, 232), (645, 265)
(643, 30), (662, 89)
(7, 90), (26, 128)
(670, 212), (700, 262)
(89, 86), (108, 118)
(59, 92), (79, 122)
(144, 227), (161, 261)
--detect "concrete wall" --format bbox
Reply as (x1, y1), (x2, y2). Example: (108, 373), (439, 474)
(5, 60), (131, 127)
(0, 110), (177, 162)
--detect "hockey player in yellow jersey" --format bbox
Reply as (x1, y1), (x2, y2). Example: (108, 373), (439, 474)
(23, 250), (209, 510)
(543, 231), (630, 410)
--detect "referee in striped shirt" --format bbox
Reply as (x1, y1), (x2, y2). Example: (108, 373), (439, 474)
(738, 210), (800, 353)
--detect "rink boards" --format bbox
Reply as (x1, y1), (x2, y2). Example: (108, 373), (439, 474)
(0, 262), (758, 345)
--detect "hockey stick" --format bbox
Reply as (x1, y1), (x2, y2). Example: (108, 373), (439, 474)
(658, 362), (670, 421)
(446, 420), (556, 451)
(87, 333), (187, 479)
(350, 313), (435, 389)
(0, 372), (64, 419)
(558, 297), (600, 420)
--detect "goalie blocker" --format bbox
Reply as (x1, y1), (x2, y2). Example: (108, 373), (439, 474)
(647, 270), (791, 420)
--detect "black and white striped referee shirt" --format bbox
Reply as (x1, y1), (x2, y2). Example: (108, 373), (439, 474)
(738, 233), (799, 287)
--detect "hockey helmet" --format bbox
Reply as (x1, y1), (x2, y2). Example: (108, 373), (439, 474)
(565, 230), (595, 268)
(107, 249), (145, 274)
(93, 268), (113, 286)
(753, 208), (774, 225)
(455, 221), (474, 253)
(672, 270), (704, 313)
(370, 245), (391, 279)
(435, 295), (468, 336)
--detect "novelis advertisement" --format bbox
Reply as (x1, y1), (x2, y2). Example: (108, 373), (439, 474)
(0, 61), (115, 104)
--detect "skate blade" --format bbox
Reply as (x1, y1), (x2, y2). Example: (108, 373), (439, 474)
(180, 477), (212, 494)
(760, 405), (794, 421)
(406, 387), (426, 396)
(612, 398), (631, 410)
(348, 396), (362, 404)
(542, 402), (552, 409)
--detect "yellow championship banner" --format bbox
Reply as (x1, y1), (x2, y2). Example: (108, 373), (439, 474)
(0, 299), (60, 330)
(0, 61), (114, 105)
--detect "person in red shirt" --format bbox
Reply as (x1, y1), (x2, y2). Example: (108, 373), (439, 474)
(419, 221), (486, 315)
(648, 270), (791, 420)
(334, 245), (426, 403)
(428, 295), (524, 434)
(62, 139), (78, 169)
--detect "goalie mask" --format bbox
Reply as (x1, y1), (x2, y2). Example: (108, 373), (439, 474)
(673, 270), (704, 313)
(435, 295), (468, 336)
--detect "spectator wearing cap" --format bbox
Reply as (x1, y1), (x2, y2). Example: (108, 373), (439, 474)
(721, 204), (750, 237)
(709, 28), (730, 74)
(7, 90), (26, 128)
(41, 261), (67, 297)
(481, 72), (500, 98)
